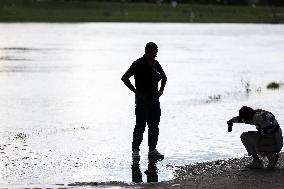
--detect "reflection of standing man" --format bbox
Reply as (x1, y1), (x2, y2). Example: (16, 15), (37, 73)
(121, 42), (167, 160)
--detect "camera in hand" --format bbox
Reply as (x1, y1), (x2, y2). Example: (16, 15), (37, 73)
(228, 124), (232, 132)
(227, 120), (233, 132)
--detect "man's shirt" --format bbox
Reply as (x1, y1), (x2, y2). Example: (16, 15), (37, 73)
(231, 110), (280, 135)
(128, 55), (166, 99)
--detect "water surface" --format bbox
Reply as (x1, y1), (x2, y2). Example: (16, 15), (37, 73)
(0, 23), (284, 187)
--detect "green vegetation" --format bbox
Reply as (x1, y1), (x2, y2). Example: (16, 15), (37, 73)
(267, 82), (280, 90)
(0, 0), (284, 23)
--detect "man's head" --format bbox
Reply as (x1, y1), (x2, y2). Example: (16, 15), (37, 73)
(145, 42), (158, 60)
(239, 106), (255, 123)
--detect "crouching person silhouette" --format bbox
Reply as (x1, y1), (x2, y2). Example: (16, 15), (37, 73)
(227, 106), (283, 169)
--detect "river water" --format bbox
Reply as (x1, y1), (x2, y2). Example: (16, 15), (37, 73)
(0, 23), (284, 188)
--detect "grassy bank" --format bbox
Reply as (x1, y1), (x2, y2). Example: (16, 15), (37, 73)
(0, 0), (284, 23)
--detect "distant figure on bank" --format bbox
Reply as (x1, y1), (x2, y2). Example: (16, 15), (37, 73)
(227, 106), (283, 169)
(121, 42), (167, 160)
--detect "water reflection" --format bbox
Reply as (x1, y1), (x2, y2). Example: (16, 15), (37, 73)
(131, 164), (143, 183)
(132, 158), (159, 183)
(145, 158), (159, 183)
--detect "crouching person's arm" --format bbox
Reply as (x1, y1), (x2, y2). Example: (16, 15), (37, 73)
(227, 116), (243, 132)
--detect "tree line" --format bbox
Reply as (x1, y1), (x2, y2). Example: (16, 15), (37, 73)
(11, 0), (282, 6)
(78, 0), (283, 6)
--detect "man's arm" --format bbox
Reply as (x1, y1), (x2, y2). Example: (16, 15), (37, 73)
(121, 69), (145, 100)
(158, 76), (167, 97)
(121, 69), (136, 92)
(229, 116), (243, 124)
(227, 116), (243, 132)
(157, 64), (167, 97)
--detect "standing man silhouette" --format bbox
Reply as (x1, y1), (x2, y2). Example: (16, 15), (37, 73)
(121, 42), (167, 160)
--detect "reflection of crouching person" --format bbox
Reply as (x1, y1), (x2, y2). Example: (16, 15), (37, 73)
(227, 106), (283, 169)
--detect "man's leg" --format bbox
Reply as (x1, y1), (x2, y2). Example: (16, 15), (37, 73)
(148, 123), (159, 152)
(147, 100), (164, 160)
(132, 123), (146, 151)
(276, 128), (283, 152)
(148, 101), (161, 152)
(240, 131), (260, 156)
(267, 129), (282, 168)
(132, 102), (147, 152)
(241, 131), (263, 168)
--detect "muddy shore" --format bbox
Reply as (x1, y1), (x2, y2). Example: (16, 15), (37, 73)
(141, 152), (284, 189)
(69, 153), (284, 189)
(68, 153), (284, 188)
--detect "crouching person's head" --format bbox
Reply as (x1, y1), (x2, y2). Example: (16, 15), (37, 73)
(239, 106), (255, 124)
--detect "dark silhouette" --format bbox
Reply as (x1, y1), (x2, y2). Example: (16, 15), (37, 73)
(121, 42), (167, 160)
(145, 158), (159, 182)
(227, 106), (283, 169)
(131, 158), (159, 183)
(131, 163), (143, 183)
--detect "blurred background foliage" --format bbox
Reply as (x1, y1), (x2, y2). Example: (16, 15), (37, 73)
(0, 0), (283, 22)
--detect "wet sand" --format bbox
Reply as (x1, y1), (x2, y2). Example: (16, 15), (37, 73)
(67, 153), (284, 188)
(54, 152), (284, 188)
(141, 152), (284, 189)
